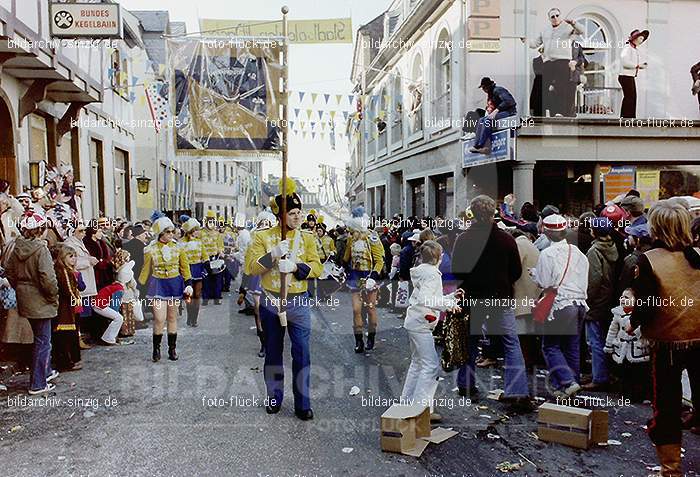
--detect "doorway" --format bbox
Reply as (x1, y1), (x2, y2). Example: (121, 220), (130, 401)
(0, 97), (17, 194)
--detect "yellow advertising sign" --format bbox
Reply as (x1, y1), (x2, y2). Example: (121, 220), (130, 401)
(136, 189), (154, 210)
(636, 170), (660, 209)
(200, 18), (352, 44)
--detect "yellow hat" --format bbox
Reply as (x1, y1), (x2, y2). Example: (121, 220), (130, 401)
(205, 210), (217, 219)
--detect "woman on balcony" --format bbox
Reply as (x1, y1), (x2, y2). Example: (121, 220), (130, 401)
(619, 29), (649, 118)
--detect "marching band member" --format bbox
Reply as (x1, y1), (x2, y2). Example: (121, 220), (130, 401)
(201, 210), (225, 305)
(343, 207), (384, 353)
(247, 179), (322, 420)
(179, 215), (208, 327)
(139, 214), (192, 362)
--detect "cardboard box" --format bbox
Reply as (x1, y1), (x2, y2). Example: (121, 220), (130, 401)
(537, 403), (608, 449)
(380, 404), (458, 457)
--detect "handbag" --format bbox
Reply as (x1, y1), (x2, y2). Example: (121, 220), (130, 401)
(440, 307), (470, 372)
(208, 258), (225, 274)
(532, 245), (572, 324)
(395, 280), (410, 308)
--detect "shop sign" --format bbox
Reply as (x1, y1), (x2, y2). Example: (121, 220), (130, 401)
(462, 129), (511, 168)
(603, 166), (636, 203)
(636, 170), (660, 209)
(49, 2), (122, 39)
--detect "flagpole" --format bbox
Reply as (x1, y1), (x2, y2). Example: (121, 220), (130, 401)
(279, 5), (290, 324)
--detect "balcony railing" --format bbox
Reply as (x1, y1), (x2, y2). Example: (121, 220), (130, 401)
(576, 87), (622, 117)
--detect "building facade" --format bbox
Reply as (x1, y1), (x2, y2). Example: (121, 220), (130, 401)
(350, 0), (700, 218)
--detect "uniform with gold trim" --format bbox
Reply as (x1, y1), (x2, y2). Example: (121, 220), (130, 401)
(247, 179), (321, 420)
(138, 222), (192, 299)
(179, 215), (208, 326)
(201, 210), (225, 303)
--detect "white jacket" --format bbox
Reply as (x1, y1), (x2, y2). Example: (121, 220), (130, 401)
(620, 45), (647, 77)
(404, 263), (457, 333)
(604, 306), (650, 364)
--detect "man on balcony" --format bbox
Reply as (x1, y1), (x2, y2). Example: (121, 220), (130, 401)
(522, 8), (584, 117)
(469, 77), (517, 155)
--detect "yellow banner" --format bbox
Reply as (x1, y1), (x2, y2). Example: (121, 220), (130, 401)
(200, 18), (353, 44)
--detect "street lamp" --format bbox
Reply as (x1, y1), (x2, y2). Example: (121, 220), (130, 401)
(131, 170), (151, 194)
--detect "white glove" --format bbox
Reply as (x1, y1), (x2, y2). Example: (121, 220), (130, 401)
(277, 259), (298, 274)
(0, 277), (9, 288)
(365, 278), (376, 290)
(183, 285), (193, 297)
(271, 240), (290, 259)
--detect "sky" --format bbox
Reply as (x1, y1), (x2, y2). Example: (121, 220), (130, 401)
(117, 0), (386, 187)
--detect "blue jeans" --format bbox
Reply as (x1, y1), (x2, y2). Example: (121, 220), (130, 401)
(541, 305), (585, 391)
(457, 305), (529, 398)
(29, 318), (53, 391)
(586, 320), (610, 384)
(260, 294), (312, 412)
(474, 111), (512, 148)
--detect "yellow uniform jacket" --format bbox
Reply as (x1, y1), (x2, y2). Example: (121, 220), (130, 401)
(343, 231), (384, 274)
(139, 240), (192, 285)
(317, 235), (336, 261)
(200, 228), (224, 258)
(179, 236), (208, 265)
(247, 225), (323, 294)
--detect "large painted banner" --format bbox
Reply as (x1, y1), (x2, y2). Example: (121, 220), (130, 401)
(167, 37), (283, 159)
(200, 18), (352, 44)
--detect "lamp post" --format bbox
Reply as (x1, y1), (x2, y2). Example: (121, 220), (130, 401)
(29, 162), (41, 189)
(132, 170), (151, 194)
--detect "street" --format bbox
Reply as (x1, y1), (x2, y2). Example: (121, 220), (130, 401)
(2, 286), (698, 477)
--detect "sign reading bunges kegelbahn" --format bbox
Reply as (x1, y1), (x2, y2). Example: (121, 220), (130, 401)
(49, 1), (122, 39)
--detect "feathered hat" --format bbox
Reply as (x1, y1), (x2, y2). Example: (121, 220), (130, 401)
(180, 214), (200, 234)
(152, 215), (175, 237)
(270, 178), (302, 216)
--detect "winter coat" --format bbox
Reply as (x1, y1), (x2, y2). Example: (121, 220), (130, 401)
(6, 237), (59, 319)
(585, 236), (619, 322)
(513, 235), (541, 317)
(84, 236), (113, 290)
(399, 242), (415, 281)
(65, 236), (97, 296)
(604, 306), (650, 363)
(404, 263), (458, 333)
(451, 223), (522, 300)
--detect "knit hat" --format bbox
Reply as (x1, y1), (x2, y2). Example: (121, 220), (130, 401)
(624, 222), (650, 238)
(620, 195), (644, 214)
(542, 214), (568, 231)
(180, 214), (200, 234)
(590, 217), (613, 235)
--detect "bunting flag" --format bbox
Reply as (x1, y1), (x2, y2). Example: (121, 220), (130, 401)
(302, 131), (307, 139)
(323, 93), (330, 104)
(330, 123), (336, 150)
(320, 132), (325, 140)
(294, 108), (300, 118)
(310, 121), (316, 130)
(298, 91), (306, 102)
(300, 121), (306, 129)
(306, 109), (313, 120)
(317, 110), (324, 120)
(311, 132), (316, 139)
(321, 123), (326, 131)
(289, 121), (295, 130)
(311, 93), (318, 104)
(145, 81), (170, 133)
(330, 111), (337, 120)
(343, 111), (349, 121)
(335, 94), (342, 105)
(348, 95), (354, 104)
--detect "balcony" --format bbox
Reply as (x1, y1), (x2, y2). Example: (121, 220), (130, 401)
(431, 91), (451, 131)
(575, 87), (622, 118)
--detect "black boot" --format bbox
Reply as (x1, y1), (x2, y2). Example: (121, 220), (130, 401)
(186, 303), (199, 327)
(354, 333), (365, 353)
(257, 330), (266, 358)
(366, 332), (376, 351)
(167, 333), (178, 361)
(152, 334), (162, 362)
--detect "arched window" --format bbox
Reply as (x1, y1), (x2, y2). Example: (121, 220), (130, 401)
(575, 17), (616, 115)
(377, 86), (388, 152)
(434, 28), (452, 123)
(409, 52), (423, 135)
(392, 71), (403, 145)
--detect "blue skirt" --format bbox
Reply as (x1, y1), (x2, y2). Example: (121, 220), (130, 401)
(147, 276), (185, 299)
(347, 269), (371, 292)
(190, 262), (205, 281)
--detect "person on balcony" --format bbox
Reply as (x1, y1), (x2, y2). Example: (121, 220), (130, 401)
(691, 61), (700, 113)
(522, 8), (584, 117)
(619, 29), (649, 118)
(469, 77), (517, 155)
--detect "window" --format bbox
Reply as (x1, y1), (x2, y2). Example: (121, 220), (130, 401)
(409, 52), (424, 135)
(89, 138), (104, 217)
(392, 72), (403, 145)
(575, 17), (617, 115)
(111, 49), (129, 100)
(207, 161), (211, 182)
(223, 162), (228, 183)
(216, 162), (220, 183)
(434, 29), (452, 124)
(377, 87), (388, 152)
(198, 161), (203, 181)
(113, 148), (129, 219)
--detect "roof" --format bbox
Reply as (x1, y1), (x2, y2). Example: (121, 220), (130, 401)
(350, 12), (385, 83)
(131, 11), (170, 32)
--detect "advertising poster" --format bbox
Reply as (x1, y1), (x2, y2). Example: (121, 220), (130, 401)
(636, 170), (660, 209)
(603, 166), (636, 203)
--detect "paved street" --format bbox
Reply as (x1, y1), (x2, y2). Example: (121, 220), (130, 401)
(1, 285), (699, 477)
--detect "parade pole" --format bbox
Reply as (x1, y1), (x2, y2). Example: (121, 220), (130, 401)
(279, 5), (289, 325)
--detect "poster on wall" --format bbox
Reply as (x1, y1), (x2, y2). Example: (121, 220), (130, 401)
(636, 170), (660, 209)
(603, 166), (636, 203)
(167, 38), (283, 159)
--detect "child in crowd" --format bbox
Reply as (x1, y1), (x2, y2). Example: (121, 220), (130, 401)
(52, 245), (83, 371)
(401, 241), (462, 422)
(604, 288), (650, 402)
(388, 243), (401, 309)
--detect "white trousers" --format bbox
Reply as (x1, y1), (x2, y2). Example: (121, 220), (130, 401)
(401, 329), (440, 412)
(93, 306), (124, 344)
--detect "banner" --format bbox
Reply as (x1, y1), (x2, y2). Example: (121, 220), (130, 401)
(604, 166), (636, 203)
(636, 170), (660, 209)
(200, 18), (352, 44)
(167, 38), (282, 159)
